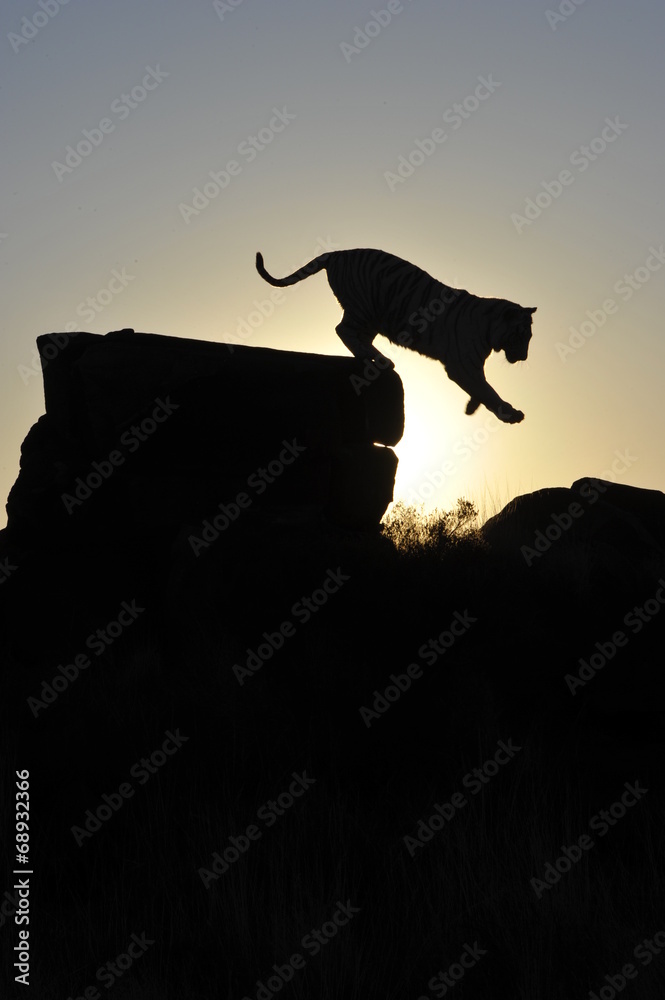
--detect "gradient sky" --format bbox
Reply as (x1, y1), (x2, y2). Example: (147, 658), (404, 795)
(3, 0), (664, 528)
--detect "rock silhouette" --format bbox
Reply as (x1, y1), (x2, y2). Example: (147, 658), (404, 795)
(481, 477), (665, 719)
(6, 328), (404, 542)
(481, 476), (665, 582)
(1, 329), (404, 666)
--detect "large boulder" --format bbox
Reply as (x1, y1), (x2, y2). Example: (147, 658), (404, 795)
(4, 329), (405, 548)
(0, 329), (404, 660)
(482, 477), (665, 582)
(481, 477), (665, 717)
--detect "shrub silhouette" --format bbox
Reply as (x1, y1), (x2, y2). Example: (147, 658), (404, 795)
(381, 497), (479, 556)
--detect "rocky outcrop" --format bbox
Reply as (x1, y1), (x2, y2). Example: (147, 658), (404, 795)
(481, 476), (665, 581)
(480, 477), (665, 719)
(4, 329), (404, 548)
(0, 329), (404, 659)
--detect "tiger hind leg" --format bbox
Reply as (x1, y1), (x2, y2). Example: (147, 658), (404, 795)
(335, 319), (394, 368)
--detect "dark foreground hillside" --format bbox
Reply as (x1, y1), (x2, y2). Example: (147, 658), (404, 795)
(1, 331), (664, 998)
(2, 499), (665, 999)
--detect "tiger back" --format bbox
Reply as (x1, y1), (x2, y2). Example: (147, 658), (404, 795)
(255, 247), (535, 424)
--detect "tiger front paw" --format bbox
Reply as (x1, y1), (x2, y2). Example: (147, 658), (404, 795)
(465, 398), (481, 415)
(497, 405), (524, 424)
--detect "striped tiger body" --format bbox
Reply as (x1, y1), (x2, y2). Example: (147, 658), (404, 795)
(256, 248), (536, 423)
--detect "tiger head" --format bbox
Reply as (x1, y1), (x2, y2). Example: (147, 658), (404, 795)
(492, 304), (536, 363)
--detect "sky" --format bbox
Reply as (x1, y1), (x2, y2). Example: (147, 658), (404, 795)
(2, 0), (665, 529)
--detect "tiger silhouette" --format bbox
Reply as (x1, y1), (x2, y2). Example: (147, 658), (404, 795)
(256, 248), (535, 423)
